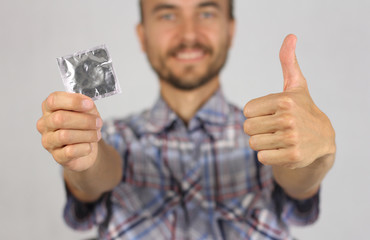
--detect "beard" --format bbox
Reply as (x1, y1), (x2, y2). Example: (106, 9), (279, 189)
(148, 41), (229, 91)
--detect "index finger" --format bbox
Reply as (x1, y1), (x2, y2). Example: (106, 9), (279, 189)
(43, 92), (96, 114)
(243, 93), (279, 118)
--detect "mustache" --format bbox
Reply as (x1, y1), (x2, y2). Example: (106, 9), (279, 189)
(168, 42), (212, 57)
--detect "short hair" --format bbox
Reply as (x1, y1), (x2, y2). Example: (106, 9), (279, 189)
(139, 0), (234, 22)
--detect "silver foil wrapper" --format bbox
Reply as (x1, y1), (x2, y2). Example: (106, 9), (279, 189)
(57, 45), (121, 100)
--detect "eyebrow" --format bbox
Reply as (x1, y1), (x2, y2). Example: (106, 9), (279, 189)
(197, 1), (221, 10)
(151, 1), (221, 15)
(152, 4), (177, 14)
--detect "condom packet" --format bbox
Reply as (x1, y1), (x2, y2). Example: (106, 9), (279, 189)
(57, 45), (121, 101)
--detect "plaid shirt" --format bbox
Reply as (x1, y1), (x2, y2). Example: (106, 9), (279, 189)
(64, 89), (319, 240)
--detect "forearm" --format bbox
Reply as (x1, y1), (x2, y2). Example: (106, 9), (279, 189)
(273, 152), (335, 200)
(64, 140), (123, 202)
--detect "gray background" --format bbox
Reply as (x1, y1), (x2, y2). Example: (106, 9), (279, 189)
(1, 0), (369, 239)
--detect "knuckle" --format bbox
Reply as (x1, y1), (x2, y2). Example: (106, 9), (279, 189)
(243, 103), (251, 117)
(278, 114), (296, 129)
(80, 144), (93, 158)
(46, 93), (56, 109)
(36, 118), (44, 133)
(51, 112), (65, 127)
(244, 120), (252, 135)
(243, 108), (248, 118)
(286, 131), (299, 146)
(64, 146), (75, 160)
(249, 137), (256, 150)
(277, 95), (295, 111)
(286, 117), (296, 129)
(287, 148), (301, 162)
(276, 115), (285, 126)
(64, 144), (91, 161)
(41, 135), (50, 150)
(58, 130), (70, 145)
(85, 143), (93, 154)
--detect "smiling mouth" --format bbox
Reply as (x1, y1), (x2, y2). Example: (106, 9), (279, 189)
(176, 49), (205, 60)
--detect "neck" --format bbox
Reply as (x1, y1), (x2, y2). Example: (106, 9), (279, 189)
(160, 78), (220, 124)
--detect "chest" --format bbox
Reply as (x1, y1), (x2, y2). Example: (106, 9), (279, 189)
(122, 130), (270, 201)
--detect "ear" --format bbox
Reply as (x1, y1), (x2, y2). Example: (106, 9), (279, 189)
(136, 23), (147, 53)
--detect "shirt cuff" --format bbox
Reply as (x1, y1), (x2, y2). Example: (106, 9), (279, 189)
(63, 181), (112, 231)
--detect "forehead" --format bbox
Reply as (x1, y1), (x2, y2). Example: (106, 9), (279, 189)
(141, 0), (228, 11)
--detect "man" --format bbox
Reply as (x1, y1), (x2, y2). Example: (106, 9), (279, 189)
(37, 0), (336, 239)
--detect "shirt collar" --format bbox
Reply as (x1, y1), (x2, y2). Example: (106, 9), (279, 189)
(195, 89), (229, 126)
(145, 88), (230, 134)
(144, 97), (178, 134)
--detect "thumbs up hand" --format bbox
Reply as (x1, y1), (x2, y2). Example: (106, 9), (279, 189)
(243, 35), (336, 170)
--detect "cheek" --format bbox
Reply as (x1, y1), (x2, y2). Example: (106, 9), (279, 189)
(145, 29), (174, 56)
(201, 25), (230, 48)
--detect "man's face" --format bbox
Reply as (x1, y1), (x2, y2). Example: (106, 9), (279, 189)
(138, 0), (235, 91)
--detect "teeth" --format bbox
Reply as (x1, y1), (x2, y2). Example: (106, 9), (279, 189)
(176, 51), (204, 60)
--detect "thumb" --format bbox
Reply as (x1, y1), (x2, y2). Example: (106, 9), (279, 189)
(279, 34), (307, 92)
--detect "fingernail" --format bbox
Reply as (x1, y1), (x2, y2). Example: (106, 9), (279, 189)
(96, 118), (103, 128)
(82, 99), (93, 109)
(97, 130), (102, 141)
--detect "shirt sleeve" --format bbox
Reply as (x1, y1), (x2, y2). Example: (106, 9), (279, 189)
(272, 181), (320, 226)
(63, 119), (125, 231)
(63, 182), (112, 231)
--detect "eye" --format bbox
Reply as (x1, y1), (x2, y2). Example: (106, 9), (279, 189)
(160, 13), (176, 21)
(200, 11), (215, 19)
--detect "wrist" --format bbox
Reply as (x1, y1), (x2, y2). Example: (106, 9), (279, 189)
(64, 170), (105, 203)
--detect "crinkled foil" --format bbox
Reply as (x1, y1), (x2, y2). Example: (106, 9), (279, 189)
(57, 45), (121, 100)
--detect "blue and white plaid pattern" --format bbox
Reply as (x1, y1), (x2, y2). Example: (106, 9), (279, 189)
(64, 90), (319, 239)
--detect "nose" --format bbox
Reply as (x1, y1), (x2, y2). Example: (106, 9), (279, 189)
(180, 18), (198, 45)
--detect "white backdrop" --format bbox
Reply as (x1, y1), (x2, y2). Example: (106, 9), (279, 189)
(0, 0), (369, 239)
